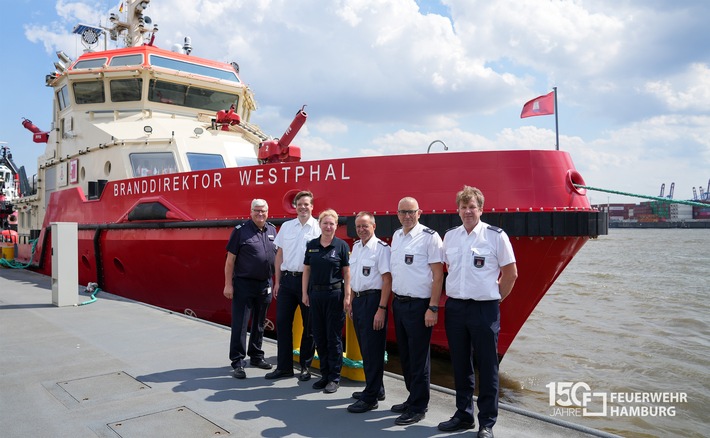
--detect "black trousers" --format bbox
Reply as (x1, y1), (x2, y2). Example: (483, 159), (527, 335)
(351, 291), (387, 403)
(392, 297), (431, 413)
(445, 298), (500, 428)
(229, 277), (272, 368)
(309, 287), (345, 383)
(275, 274), (315, 370)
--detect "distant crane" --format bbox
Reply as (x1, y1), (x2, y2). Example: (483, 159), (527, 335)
(702, 179), (710, 201)
(693, 187), (699, 200)
(667, 182), (674, 199)
(659, 182), (674, 199)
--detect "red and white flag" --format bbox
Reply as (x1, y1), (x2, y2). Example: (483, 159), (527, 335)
(520, 92), (555, 118)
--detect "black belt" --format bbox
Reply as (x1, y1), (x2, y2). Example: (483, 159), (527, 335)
(311, 283), (342, 291)
(235, 276), (269, 282)
(393, 293), (426, 302)
(448, 297), (498, 303)
(282, 270), (302, 277)
(353, 289), (381, 298)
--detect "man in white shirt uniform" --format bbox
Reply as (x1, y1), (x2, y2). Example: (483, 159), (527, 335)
(265, 190), (321, 381)
(438, 186), (517, 438)
(346, 211), (392, 413)
(388, 197), (444, 426)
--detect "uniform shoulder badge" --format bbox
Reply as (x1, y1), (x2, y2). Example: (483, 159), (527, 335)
(423, 227), (436, 235)
(487, 225), (503, 233)
(234, 224), (243, 230)
(378, 240), (389, 247)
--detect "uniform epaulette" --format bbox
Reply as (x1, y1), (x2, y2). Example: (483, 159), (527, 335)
(445, 225), (459, 233)
(423, 227), (436, 235)
(354, 239), (362, 245)
(378, 240), (389, 247)
(266, 221), (275, 227)
(234, 224), (243, 230)
(487, 225), (503, 233)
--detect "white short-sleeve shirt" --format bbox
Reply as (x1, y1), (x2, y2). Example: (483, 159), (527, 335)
(443, 221), (516, 300)
(350, 236), (391, 292)
(390, 222), (443, 298)
(274, 216), (321, 272)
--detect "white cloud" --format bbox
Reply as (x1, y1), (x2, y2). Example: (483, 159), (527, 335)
(643, 63), (710, 112)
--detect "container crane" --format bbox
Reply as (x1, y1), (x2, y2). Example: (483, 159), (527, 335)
(667, 182), (674, 199)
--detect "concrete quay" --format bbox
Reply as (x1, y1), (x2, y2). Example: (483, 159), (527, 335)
(0, 268), (619, 437)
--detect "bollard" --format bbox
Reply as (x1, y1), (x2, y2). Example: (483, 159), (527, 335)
(341, 315), (365, 381)
(292, 307), (320, 368)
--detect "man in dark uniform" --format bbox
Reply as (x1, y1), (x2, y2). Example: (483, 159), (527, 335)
(224, 199), (277, 379)
(389, 197), (444, 426)
(438, 186), (517, 438)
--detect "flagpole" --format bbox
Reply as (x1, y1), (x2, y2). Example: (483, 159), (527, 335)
(553, 86), (559, 150)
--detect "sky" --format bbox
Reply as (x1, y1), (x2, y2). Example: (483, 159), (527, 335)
(1, 0), (709, 203)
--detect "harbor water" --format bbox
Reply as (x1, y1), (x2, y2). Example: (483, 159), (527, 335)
(386, 229), (707, 437)
(492, 229), (708, 437)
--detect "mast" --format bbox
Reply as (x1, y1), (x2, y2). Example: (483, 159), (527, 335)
(108, 0), (158, 48)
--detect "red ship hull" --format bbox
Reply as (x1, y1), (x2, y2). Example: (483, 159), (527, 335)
(19, 150), (606, 358)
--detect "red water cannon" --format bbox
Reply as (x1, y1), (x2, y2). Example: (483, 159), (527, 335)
(215, 105), (241, 131)
(21, 118), (49, 143)
(258, 106), (307, 163)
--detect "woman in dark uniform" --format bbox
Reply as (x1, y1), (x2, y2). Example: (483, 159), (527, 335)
(302, 209), (351, 394)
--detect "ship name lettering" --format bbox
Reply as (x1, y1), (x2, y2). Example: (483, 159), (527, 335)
(113, 172), (223, 197)
(239, 163), (350, 186)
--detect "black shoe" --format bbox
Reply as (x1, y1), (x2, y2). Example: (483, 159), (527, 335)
(233, 366), (246, 379)
(298, 369), (312, 381)
(394, 411), (425, 426)
(312, 378), (328, 390)
(264, 369), (294, 380)
(352, 391), (386, 401)
(250, 359), (273, 370)
(390, 402), (409, 413)
(324, 381), (339, 394)
(438, 417), (474, 432)
(347, 399), (378, 413)
(478, 427), (494, 438)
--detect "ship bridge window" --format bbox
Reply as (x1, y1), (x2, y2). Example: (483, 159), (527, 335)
(148, 79), (239, 111)
(73, 80), (105, 104)
(110, 78), (143, 102)
(72, 58), (108, 69)
(233, 156), (259, 167)
(109, 54), (144, 67)
(57, 85), (70, 111)
(186, 153), (226, 171)
(130, 152), (177, 177)
(150, 55), (240, 82)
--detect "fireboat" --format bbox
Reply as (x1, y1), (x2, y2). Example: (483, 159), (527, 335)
(8, 0), (607, 359)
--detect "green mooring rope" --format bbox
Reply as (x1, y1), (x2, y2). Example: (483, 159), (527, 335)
(0, 239), (38, 269)
(574, 184), (709, 208)
(292, 349), (388, 369)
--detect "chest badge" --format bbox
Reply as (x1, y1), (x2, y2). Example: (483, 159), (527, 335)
(362, 266), (371, 276)
(405, 254), (414, 265)
(473, 255), (485, 268)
